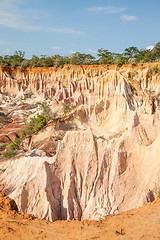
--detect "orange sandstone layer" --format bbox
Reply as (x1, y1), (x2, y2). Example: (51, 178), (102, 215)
(1, 62), (160, 72)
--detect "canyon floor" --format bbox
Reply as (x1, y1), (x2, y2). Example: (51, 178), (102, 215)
(0, 192), (160, 240)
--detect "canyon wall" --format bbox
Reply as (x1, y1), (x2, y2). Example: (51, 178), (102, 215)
(0, 63), (160, 115)
(0, 63), (160, 221)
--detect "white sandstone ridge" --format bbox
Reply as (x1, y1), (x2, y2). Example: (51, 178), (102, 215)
(0, 125), (160, 221)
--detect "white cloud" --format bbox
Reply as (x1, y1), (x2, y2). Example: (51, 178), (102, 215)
(88, 6), (126, 14)
(2, 49), (11, 55)
(146, 45), (154, 50)
(48, 28), (85, 35)
(0, 0), (85, 35)
(52, 46), (62, 50)
(0, 40), (9, 44)
(121, 15), (138, 22)
(86, 48), (97, 54)
(68, 50), (77, 54)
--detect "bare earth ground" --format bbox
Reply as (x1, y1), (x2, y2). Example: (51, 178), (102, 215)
(0, 192), (160, 240)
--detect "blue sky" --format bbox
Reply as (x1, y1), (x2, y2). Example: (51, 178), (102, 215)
(0, 0), (160, 58)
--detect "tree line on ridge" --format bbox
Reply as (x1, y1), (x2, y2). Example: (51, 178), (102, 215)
(0, 42), (160, 68)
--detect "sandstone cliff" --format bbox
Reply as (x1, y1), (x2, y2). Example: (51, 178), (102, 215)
(0, 63), (160, 221)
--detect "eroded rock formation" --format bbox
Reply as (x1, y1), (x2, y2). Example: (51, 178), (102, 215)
(0, 63), (160, 221)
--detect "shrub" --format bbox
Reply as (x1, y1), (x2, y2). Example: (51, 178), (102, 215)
(7, 142), (19, 151)
(24, 113), (51, 135)
(23, 101), (53, 135)
(8, 137), (24, 152)
(24, 92), (33, 99)
(152, 65), (160, 74)
(94, 135), (105, 140)
(14, 137), (22, 145)
(2, 149), (16, 159)
(0, 138), (24, 159)
(98, 135), (105, 140)
(62, 102), (72, 115)
(36, 101), (52, 118)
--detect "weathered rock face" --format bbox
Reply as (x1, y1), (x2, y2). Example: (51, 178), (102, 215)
(0, 63), (160, 221)
(0, 64), (160, 119)
(0, 64), (160, 109)
(0, 66), (157, 108)
(0, 125), (160, 221)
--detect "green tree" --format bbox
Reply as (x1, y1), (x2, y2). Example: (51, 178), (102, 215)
(20, 59), (30, 69)
(2, 55), (12, 66)
(10, 51), (25, 67)
(83, 54), (95, 64)
(15, 50), (25, 58)
(0, 56), (8, 66)
(152, 42), (160, 60)
(52, 55), (65, 67)
(97, 48), (113, 64)
(36, 55), (54, 67)
(70, 52), (85, 65)
(29, 55), (40, 67)
(135, 49), (154, 63)
(63, 56), (71, 64)
(115, 54), (126, 66)
(123, 47), (139, 60)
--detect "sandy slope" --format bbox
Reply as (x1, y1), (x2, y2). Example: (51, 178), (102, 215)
(0, 192), (160, 240)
